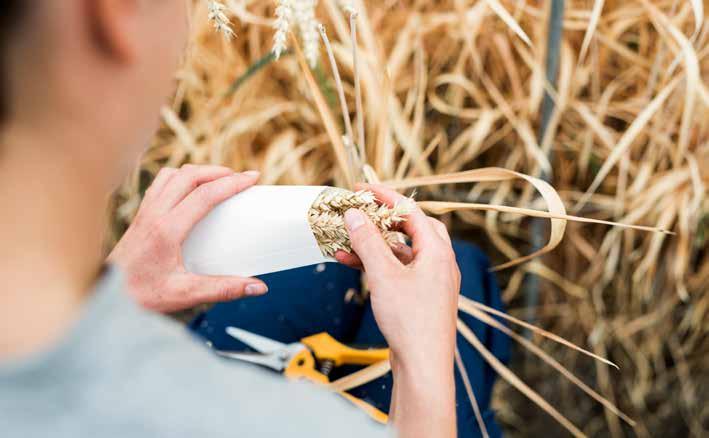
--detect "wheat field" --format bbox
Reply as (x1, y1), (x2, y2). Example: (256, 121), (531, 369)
(110, 1), (708, 436)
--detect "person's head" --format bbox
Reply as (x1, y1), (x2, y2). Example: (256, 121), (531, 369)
(0, 0), (188, 187)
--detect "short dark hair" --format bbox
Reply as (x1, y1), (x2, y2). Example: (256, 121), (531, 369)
(0, 0), (26, 122)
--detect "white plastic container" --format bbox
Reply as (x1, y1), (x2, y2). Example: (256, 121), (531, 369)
(182, 185), (332, 277)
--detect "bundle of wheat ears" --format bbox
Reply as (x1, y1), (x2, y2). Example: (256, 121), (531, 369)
(308, 188), (413, 256)
(110, 1), (707, 436)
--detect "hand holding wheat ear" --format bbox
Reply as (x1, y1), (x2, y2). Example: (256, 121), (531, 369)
(308, 187), (415, 257)
(338, 184), (459, 438)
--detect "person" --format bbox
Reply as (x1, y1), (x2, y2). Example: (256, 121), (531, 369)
(0, 1), (466, 437)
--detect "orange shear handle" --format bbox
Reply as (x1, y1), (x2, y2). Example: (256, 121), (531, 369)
(283, 335), (390, 424)
(283, 349), (329, 384)
(301, 333), (389, 366)
(284, 351), (389, 424)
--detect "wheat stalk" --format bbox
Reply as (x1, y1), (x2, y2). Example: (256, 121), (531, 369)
(308, 188), (414, 257)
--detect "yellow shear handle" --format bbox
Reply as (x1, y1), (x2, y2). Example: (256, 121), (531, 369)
(301, 333), (389, 366)
(283, 349), (329, 384)
(283, 336), (390, 424)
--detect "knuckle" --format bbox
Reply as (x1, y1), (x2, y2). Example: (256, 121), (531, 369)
(230, 173), (251, 185)
(215, 281), (243, 301)
(178, 165), (201, 184)
(215, 287), (233, 302)
(192, 183), (212, 201)
(192, 181), (223, 205)
(429, 217), (449, 235)
(428, 217), (443, 227)
(435, 221), (448, 234)
(158, 167), (175, 176)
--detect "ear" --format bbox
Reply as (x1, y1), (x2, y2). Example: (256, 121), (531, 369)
(87, 0), (141, 62)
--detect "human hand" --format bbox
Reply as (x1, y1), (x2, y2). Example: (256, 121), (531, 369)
(337, 184), (460, 366)
(108, 165), (268, 313)
(335, 240), (414, 268)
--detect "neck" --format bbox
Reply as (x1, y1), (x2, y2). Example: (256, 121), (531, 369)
(0, 123), (110, 360)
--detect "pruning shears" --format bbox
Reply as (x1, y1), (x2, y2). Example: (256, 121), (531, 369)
(215, 326), (390, 424)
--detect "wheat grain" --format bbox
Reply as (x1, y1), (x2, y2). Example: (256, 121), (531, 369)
(272, 0), (320, 66)
(311, 188), (375, 211)
(308, 188), (414, 257)
(294, 0), (320, 68)
(206, 1), (235, 38)
(272, 0), (293, 59)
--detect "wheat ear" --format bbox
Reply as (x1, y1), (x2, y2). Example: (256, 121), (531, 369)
(309, 188), (415, 257)
(206, 1), (235, 38)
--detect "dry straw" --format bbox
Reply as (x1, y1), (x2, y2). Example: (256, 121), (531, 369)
(111, 1), (708, 436)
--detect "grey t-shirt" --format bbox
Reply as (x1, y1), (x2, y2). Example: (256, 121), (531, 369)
(0, 267), (391, 437)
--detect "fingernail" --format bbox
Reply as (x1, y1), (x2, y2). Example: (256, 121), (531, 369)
(242, 170), (260, 178)
(344, 209), (365, 231)
(245, 283), (268, 296)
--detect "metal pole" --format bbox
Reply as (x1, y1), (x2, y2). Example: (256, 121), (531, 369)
(524, 0), (564, 336)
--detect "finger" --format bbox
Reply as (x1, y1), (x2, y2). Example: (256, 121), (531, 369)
(357, 183), (439, 253)
(184, 274), (268, 306)
(336, 241), (413, 270)
(168, 171), (260, 240)
(158, 164), (236, 211)
(391, 242), (415, 265)
(143, 167), (177, 204)
(335, 251), (363, 270)
(133, 168), (178, 223)
(343, 209), (400, 275)
(428, 218), (452, 245)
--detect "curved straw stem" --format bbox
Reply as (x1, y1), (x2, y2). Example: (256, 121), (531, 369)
(459, 297), (636, 426)
(455, 348), (489, 438)
(457, 318), (586, 438)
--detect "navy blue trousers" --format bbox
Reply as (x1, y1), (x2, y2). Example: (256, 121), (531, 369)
(190, 240), (509, 437)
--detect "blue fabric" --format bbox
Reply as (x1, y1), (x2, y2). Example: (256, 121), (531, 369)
(190, 240), (510, 437)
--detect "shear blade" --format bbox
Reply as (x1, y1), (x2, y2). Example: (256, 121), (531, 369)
(215, 350), (287, 371)
(225, 326), (288, 354)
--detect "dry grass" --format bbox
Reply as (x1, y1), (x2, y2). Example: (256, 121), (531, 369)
(110, 0), (708, 436)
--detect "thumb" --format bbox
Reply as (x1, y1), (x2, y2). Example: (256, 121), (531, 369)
(344, 209), (399, 274)
(186, 275), (269, 306)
